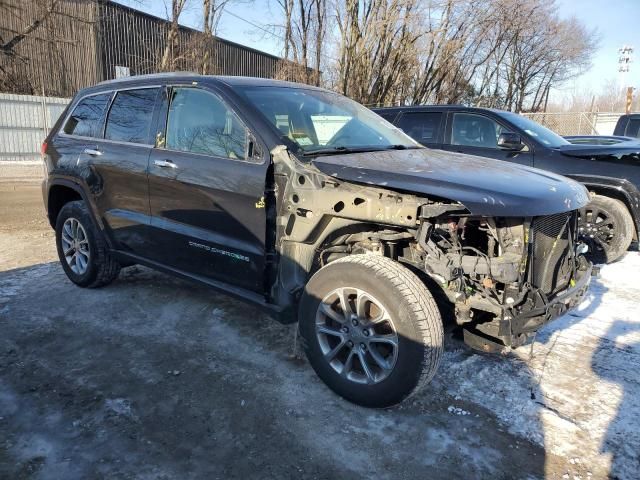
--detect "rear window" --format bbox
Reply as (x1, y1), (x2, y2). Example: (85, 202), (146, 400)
(397, 112), (442, 144)
(105, 88), (159, 144)
(626, 118), (640, 138)
(63, 93), (111, 137)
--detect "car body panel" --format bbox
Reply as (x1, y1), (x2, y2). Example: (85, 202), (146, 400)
(143, 84), (270, 293)
(564, 135), (639, 145)
(311, 148), (590, 217)
(146, 146), (269, 293)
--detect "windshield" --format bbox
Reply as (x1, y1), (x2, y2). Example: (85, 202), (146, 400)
(238, 86), (419, 154)
(500, 111), (570, 148)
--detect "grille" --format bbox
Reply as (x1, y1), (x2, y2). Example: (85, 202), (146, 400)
(531, 212), (575, 295)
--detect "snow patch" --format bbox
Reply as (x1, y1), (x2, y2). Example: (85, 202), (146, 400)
(435, 252), (640, 479)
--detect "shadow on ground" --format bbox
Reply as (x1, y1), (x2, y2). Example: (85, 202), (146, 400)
(0, 261), (550, 479)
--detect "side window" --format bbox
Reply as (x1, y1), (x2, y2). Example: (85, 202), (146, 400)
(397, 112), (442, 144)
(165, 88), (247, 160)
(377, 111), (397, 123)
(451, 113), (512, 149)
(105, 88), (159, 144)
(626, 118), (640, 138)
(63, 93), (111, 137)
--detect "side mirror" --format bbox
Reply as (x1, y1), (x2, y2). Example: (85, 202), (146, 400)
(246, 131), (262, 160)
(497, 132), (524, 151)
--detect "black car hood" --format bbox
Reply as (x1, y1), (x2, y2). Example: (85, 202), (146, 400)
(311, 148), (590, 217)
(557, 143), (640, 158)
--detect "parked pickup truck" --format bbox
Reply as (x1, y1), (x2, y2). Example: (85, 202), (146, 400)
(43, 74), (592, 407)
(374, 105), (640, 263)
(613, 113), (640, 139)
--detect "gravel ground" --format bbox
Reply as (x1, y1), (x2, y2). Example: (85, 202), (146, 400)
(1, 180), (637, 479)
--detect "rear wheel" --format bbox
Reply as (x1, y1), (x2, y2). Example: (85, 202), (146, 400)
(579, 194), (634, 264)
(299, 255), (444, 407)
(55, 201), (121, 288)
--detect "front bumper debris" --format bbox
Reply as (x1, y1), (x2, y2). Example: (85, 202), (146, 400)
(463, 261), (593, 352)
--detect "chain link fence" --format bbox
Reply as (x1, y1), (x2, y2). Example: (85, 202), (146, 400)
(519, 112), (624, 136)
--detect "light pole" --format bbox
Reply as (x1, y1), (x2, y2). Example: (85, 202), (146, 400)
(618, 45), (634, 114)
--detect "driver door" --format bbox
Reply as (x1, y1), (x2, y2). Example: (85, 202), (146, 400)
(146, 85), (269, 292)
(442, 112), (533, 166)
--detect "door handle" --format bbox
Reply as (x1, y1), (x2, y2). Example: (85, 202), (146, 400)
(154, 159), (178, 169)
(83, 148), (102, 156)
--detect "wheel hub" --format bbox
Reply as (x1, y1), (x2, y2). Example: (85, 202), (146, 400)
(61, 217), (90, 275)
(315, 287), (399, 385)
(578, 208), (615, 251)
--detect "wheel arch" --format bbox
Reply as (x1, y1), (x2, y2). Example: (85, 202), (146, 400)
(567, 175), (640, 241)
(46, 178), (104, 233)
(274, 217), (404, 320)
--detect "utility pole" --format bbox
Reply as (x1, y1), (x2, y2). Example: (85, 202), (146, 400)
(619, 45), (634, 113)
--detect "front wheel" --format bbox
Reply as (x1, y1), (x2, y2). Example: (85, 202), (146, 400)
(299, 255), (444, 407)
(579, 194), (634, 264)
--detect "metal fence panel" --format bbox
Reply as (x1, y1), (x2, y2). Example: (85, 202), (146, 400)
(593, 114), (623, 136)
(0, 93), (70, 163)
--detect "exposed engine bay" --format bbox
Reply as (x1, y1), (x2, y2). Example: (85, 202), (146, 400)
(270, 146), (593, 350)
(317, 211), (591, 350)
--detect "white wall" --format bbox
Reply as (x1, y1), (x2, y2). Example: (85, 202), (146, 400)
(0, 93), (70, 163)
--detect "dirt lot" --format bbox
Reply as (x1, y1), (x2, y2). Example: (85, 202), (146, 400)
(1, 181), (638, 479)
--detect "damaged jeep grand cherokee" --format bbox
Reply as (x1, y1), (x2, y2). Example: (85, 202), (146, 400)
(42, 74), (593, 407)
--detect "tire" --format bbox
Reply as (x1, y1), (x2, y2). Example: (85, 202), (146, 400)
(55, 200), (121, 288)
(299, 255), (444, 407)
(579, 194), (634, 264)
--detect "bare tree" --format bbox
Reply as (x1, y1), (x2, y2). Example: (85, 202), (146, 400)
(159, 0), (189, 71)
(275, 0), (326, 85)
(200, 0), (231, 74)
(0, 0), (96, 94)
(333, 0), (423, 105)
(406, 0), (597, 111)
(0, 0), (61, 57)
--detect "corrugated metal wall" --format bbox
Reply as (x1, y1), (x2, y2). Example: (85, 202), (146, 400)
(0, 0), (289, 98)
(0, 0), (100, 96)
(0, 93), (69, 162)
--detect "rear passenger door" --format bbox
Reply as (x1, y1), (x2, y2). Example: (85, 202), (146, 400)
(442, 112), (534, 166)
(146, 85), (268, 293)
(395, 111), (444, 148)
(58, 88), (159, 254)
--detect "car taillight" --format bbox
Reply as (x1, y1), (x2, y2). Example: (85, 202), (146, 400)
(41, 141), (48, 157)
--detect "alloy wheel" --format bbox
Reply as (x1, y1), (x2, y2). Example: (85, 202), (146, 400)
(578, 205), (616, 255)
(61, 217), (90, 275)
(315, 287), (399, 385)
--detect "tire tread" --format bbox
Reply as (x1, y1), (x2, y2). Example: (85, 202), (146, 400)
(320, 254), (444, 402)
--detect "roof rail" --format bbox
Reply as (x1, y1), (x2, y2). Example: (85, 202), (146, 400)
(97, 72), (200, 86)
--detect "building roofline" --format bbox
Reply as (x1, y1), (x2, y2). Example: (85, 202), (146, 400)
(103, 0), (284, 62)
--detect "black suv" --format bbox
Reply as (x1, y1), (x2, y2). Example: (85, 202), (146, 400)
(43, 74), (592, 407)
(374, 105), (640, 263)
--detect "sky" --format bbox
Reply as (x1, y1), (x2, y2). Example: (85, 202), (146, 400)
(115, 0), (282, 55)
(554, 0), (640, 100)
(115, 0), (639, 100)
